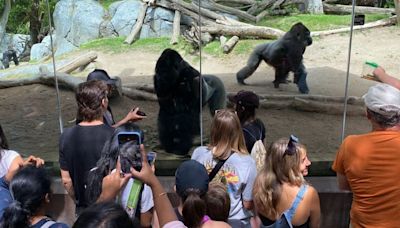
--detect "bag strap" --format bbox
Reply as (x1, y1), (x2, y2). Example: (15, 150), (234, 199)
(243, 123), (263, 141)
(208, 152), (233, 181)
(40, 220), (56, 228)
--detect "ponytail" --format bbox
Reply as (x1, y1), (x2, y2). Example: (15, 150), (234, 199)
(182, 190), (206, 228)
(0, 200), (30, 228)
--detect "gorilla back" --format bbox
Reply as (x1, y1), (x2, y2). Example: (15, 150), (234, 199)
(154, 49), (226, 155)
(236, 22), (312, 94)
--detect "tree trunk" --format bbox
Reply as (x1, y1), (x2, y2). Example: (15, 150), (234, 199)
(323, 3), (395, 14)
(30, 0), (41, 45)
(311, 16), (397, 36)
(0, 0), (12, 44)
(124, 3), (148, 44)
(395, 0), (400, 25)
(223, 35), (239, 53)
(170, 10), (181, 45)
(56, 52), (98, 73)
(200, 24), (285, 39)
(193, 0), (256, 22)
(305, 0), (324, 14)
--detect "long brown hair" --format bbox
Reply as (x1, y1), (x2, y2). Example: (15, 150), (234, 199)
(252, 137), (305, 219)
(209, 109), (248, 160)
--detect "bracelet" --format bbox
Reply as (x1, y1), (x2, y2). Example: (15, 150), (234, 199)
(155, 192), (167, 200)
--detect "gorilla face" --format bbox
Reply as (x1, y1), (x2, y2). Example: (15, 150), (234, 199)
(291, 22), (313, 47)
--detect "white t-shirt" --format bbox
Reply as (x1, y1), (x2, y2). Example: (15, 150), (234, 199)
(120, 178), (154, 218)
(192, 146), (257, 227)
(0, 149), (20, 178)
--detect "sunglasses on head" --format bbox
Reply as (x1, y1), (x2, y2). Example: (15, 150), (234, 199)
(214, 109), (237, 115)
(283, 135), (299, 157)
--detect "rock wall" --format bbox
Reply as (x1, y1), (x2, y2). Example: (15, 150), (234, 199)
(30, 0), (193, 60)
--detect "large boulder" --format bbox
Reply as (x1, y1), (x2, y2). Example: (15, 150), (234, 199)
(110, 0), (142, 36)
(53, 0), (106, 55)
(30, 34), (56, 61)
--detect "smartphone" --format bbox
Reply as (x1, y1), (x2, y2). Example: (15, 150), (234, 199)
(147, 152), (157, 166)
(132, 107), (146, 116)
(118, 132), (142, 173)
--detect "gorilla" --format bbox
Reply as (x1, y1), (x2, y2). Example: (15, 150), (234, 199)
(1, 50), (19, 69)
(236, 22), (313, 94)
(154, 48), (226, 155)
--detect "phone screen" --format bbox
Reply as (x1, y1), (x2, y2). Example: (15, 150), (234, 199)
(118, 132), (141, 145)
(147, 152), (157, 165)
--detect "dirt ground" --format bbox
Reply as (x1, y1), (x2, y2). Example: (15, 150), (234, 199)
(0, 26), (399, 163)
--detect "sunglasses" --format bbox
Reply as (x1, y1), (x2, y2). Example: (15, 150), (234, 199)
(214, 109), (237, 115)
(283, 135), (299, 157)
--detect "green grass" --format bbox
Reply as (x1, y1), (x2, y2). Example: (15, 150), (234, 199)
(257, 14), (390, 31)
(98, 0), (119, 9)
(80, 36), (196, 55)
(202, 39), (270, 58)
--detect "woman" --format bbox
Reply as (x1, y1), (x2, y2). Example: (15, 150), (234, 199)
(0, 165), (69, 228)
(85, 123), (153, 227)
(252, 136), (320, 228)
(0, 124), (25, 181)
(173, 160), (230, 228)
(228, 90), (266, 153)
(191, 109), (257, 228)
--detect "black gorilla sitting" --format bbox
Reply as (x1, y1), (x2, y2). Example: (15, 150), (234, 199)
(237, 22), (312, 94)
(154, 49), (226, 155)
(1, 50), (19, 69)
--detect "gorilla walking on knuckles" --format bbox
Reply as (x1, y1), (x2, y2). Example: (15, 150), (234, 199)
(237, 22), (313, 94)
(154, 49), (226, 156)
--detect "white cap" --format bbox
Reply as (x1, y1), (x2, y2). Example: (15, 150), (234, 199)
(363, 83), (400, 118)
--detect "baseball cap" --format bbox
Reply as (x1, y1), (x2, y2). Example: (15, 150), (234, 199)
(87, 69), (117, 85)
(228, 90), (260, 108)
(363, 83), (400, 118)
(175, 160), (209, 198)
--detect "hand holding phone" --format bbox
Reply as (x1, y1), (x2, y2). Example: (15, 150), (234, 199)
(147, 152), (157, 166)
(132, 107), (146, 116)
(118, 132), (142, 173)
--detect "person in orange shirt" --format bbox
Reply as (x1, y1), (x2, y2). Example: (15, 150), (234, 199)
(332, 83), (400, 228)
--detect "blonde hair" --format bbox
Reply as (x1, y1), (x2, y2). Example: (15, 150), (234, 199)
(252, 137), (306, 219)
(209, 109), (248, 159)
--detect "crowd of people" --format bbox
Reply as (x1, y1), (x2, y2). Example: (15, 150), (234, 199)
(0, 66), (399, 228)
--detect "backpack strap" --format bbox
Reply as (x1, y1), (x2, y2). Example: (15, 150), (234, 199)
(40, 220), (56, 228)
(208, 152), (233, 181)
(243, 122), (263, 141)
(284, 185), (308, 222)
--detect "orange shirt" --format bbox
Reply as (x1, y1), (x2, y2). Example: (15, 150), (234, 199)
(332, 131), (400, 228)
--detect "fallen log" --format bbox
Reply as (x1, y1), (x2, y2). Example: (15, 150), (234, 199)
(311, 16), (397, 37)
(124, 3), (148, 44)
(200, 24), (285, 39)
(215, 0), (255, 5)
(57, 52), (97, 74)
(170, 10), (181, 45)
(122, 87), (158, 101)
(193, 0), (256, 22)
(123, 83), (155, 93)
(323, 3), (396, 14)
(223, 35), (239, 53)
(247, 0), (274, 16)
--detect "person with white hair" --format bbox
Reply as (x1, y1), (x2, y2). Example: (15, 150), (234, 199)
(332, 83), (400, 228)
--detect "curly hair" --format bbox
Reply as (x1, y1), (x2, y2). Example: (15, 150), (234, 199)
(76, 80), (108, 122)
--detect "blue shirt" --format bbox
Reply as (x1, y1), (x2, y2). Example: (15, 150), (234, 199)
(31, 218), (69, 228)
(0, 176), (12, 219)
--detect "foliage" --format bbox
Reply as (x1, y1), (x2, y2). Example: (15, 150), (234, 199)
(98, 0), (119, 9)
(0, 0), (57, 35)
(257, 14), (390, 31)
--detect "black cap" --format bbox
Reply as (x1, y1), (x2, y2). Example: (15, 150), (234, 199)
(175, 160), (209, 198)
(87, 69), (117, 85)
(228, 90), (260, 108)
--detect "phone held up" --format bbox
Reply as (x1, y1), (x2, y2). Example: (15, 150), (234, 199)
(132, 107), (146, 117)
(118, 131), (142, 174)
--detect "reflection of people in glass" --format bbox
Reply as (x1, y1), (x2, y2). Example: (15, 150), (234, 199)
(191, 109), (256, 227)
(60, 80), (114, 214)
(252, 137), (320, 228)
(228, 90), (266, 153)
(333, 83), (400, 227)
(77, 69), (145, 128)
(373, 66), (400, 89)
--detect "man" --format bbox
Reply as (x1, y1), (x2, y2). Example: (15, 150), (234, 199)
(59, 80), (114, 214)
(332, 83), (400, 228)
(77, 69), (145, 128)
